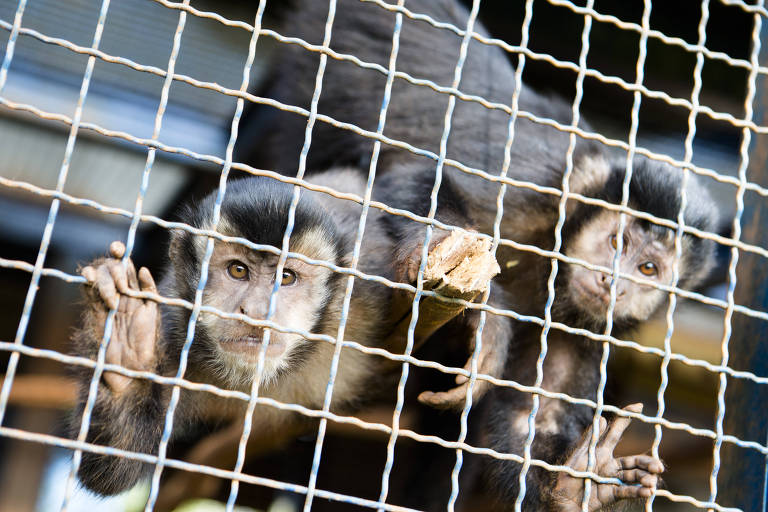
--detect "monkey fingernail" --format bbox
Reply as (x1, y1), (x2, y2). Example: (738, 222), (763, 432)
(109, 241), (126, 259)
(138, 267), (156, 292)
(82, 266), (95, 282)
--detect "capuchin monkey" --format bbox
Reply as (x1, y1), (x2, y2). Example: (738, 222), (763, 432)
(71, 170), (420, 496)
(236, 0), (719, 510)
(473, 160), (716, 511)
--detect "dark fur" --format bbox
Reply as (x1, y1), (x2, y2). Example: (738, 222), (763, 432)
(240, 1), (718, 510)
(71, 174), (400, 496)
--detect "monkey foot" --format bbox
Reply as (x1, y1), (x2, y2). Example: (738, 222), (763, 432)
(421, 231), (501, 298)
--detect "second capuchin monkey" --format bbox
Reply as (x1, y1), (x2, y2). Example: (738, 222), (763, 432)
(475, 159), (716, 511)
(237, 0), (720, 510)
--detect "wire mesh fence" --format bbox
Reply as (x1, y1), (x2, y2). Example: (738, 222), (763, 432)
(0, 0), (766, 511)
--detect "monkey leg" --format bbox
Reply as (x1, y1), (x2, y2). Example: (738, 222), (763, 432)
(549, 403), (663, 512)
(72, 240), (168, 496)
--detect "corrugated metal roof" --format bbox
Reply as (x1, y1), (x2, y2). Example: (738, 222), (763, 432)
(0, 0), (272, 223)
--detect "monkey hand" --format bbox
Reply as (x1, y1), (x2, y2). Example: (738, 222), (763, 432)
(417, 336), (505, 409)
(81, 241), (160, 396)
(549, 403), (664, 512)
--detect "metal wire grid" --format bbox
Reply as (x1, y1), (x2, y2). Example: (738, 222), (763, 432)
(0, 0), (764, 511)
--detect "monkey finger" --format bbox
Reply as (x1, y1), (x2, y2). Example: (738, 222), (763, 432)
(454, 347), (494, 385)
(418, 387), (467, 410)
(109, 241), (127, 259)
(454, 356), (474, 384)
(617, 468), (659, 487)
(618, 455), (664, 475)
(138, 267), (157, 294)
(94, 265), (120, 310)
(107, 262), (131, 301)
(420, 378), (491, 410)
(600, 404), (642, 451)
(81, 266), (96, 283)
(123, 258), (140, 290)
(566, 417), (607, 467)
(107, 258), (139, 296)
(614, 484), (655, 500)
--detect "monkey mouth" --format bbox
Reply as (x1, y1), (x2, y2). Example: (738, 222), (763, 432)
(219, 335), (287, 358)
(570, 279), (612, 314)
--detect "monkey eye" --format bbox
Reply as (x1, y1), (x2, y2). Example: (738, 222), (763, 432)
(280, 269), (297, 286)
(638, 261), (657, 276)
(609, 234), (628, 251)
(227, 261), (249, 280)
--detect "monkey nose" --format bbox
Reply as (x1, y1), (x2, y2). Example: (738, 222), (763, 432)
(245, 328), (265, 341)
(596, 275), (624, 303)
(239, 304), (267, 319)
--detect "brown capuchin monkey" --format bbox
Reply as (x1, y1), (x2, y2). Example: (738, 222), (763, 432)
(70, 168), (500, 499)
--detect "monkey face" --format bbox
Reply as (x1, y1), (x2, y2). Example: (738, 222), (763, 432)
(198, 240), (335, 385)
(563, 211), (674, 325)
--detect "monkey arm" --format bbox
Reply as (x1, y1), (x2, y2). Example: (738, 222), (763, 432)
(71, 241), (171, 496)
(385, 230), (507, 408)
(482, 334), (663, 511)
(483, 400), (662, 511)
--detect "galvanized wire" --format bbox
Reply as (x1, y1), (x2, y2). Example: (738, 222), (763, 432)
(515, 0), (594, 508)
(140, 2), (268, 510)
(708, 2), (764, 508)
(0, 0), (110, 431)
(0, 0), (25, 91)
(421, 2), (485, 509)
(6, 12), (768, 198)
(0, 0), (766, 511)
(580, 1), (651, 509)
(646, 1), (710, 510)
(218, 2), (279, 508)
(63, 2), (192, 510)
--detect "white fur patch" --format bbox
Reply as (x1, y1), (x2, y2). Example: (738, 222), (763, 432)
(570, 153), (611, 195)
